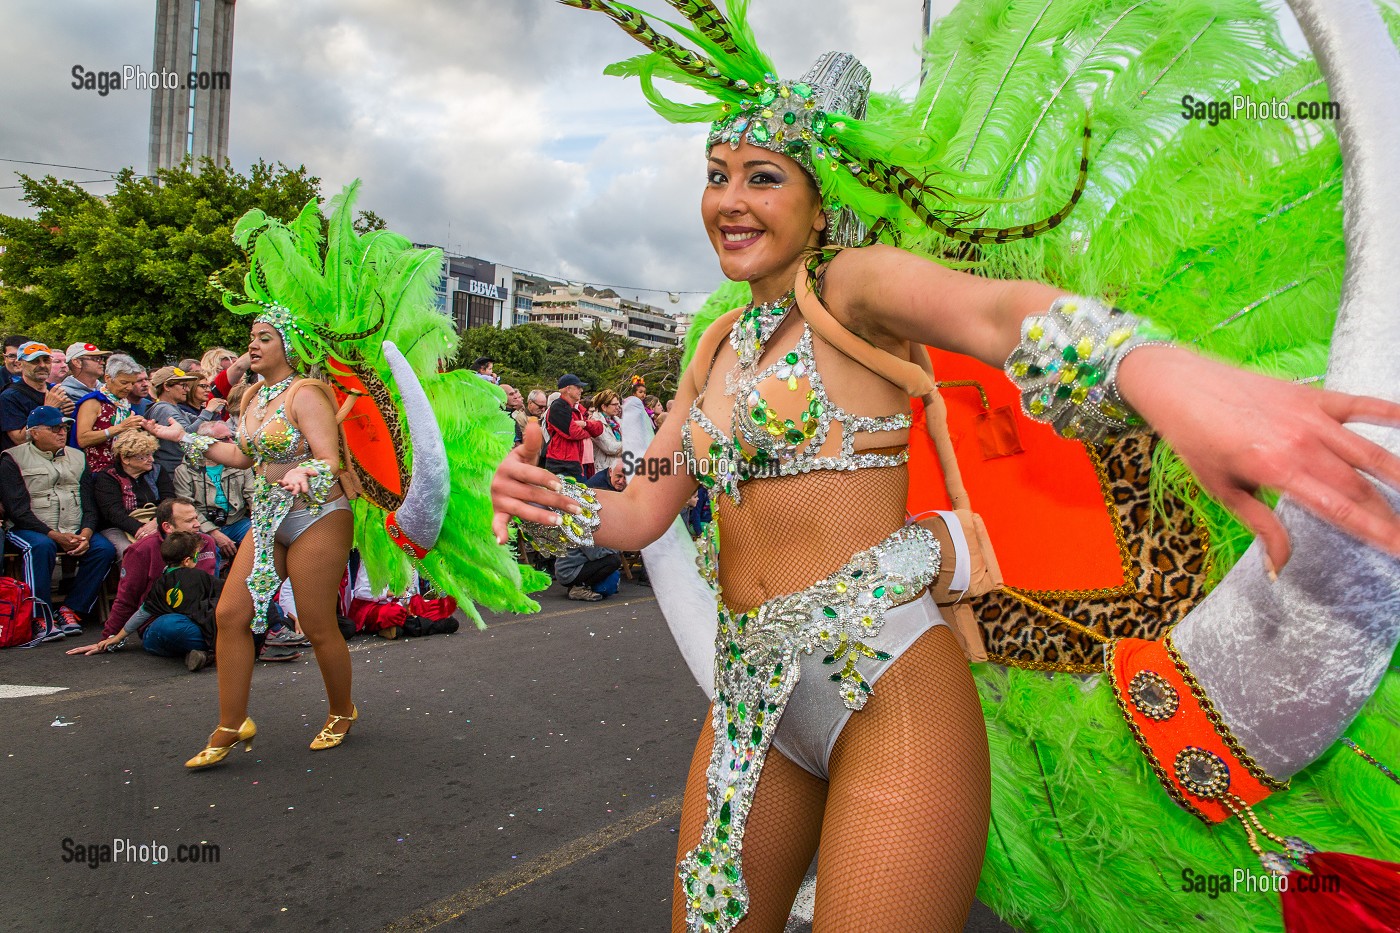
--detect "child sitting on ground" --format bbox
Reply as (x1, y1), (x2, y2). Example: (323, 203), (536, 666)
(74, 531), (222, 671)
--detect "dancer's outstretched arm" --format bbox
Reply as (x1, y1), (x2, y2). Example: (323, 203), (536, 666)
(823, 244), (1400, 569)
(492, 373), (701, 552)
(144, 416), (254, 470)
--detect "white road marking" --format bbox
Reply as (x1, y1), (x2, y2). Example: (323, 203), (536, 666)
(0, 684), (70, 699)
(790, 872), (816, 922)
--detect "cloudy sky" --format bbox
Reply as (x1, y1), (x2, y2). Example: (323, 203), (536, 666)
(3, 0), (1305, 311)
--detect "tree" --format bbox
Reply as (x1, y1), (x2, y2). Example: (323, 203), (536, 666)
(451, 324), (549, 382)
(0, 158), (321, 362)
(354, 210), (387, 234)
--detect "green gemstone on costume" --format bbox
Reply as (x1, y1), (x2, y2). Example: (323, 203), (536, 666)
(793, 82), (813, 98)
(783, 111), (796, 125)
(1056, 385), (1072, 400)
(726, 899), (744, 918)
(751, 124), (770, 143)
(1063, 345), (1079, 363)
(719, 801), (731, 824)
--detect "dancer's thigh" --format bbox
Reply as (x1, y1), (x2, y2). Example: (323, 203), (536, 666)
(672, 708), (829, 933)
(813, 624), (990, 933)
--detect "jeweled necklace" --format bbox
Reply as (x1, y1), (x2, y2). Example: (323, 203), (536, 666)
(727, 290), (795, 393)
(253, 374), (296, 421)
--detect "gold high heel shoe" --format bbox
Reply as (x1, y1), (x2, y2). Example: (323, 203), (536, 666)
(185, 717), (256, 769)
(309, 705), (358, 750)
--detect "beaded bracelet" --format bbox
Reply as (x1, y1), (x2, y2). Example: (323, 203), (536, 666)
(1005, 296), (1173, 443)
(179, 432), (218, 468)
(296, 459), (338, 510)
(515, 477), (602, 557)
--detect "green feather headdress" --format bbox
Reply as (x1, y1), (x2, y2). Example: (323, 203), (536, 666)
(559, 0), (1089, 247)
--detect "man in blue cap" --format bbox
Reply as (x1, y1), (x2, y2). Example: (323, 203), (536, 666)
(0, 406), (117, 639)
(0, 341), (75, 452)
(544, 373), (602, 480)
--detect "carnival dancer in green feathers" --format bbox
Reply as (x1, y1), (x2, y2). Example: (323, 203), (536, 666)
(489, 1), (1400, 931)
(150, 182), (547, 770)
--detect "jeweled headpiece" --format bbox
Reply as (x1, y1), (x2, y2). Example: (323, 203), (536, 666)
(560, 0), (1088, 249)
(254, 303), (296, 352)
(708, 51), (872, 245)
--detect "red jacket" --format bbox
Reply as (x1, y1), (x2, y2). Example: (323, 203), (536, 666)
(544, 398), (603, 464)
(102, 530), (218, 637)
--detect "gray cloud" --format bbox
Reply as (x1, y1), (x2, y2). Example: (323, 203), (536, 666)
(2, 0), (1310, 312)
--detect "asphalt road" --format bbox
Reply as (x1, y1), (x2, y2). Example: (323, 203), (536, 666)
(1, 580), (1018, 933)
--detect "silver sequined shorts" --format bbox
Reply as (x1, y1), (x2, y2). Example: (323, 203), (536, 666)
(274, 496), (353, 547)
(771, 592), (946, 780)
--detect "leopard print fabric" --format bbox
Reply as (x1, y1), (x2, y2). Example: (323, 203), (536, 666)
(974, 434), (1209, 672)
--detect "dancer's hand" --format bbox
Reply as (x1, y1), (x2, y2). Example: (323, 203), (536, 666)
(490, 421), (584, 545)
(278, 467), (314, 496)
(143, 417), (184, 441)
(1121, 346), (1400, 571)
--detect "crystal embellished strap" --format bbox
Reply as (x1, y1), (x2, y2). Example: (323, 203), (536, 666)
(296, 458), (337, 509)
(180, 432), (218, 468)
(515, 477), (602, 557)
(679, 524), (939, 933)
(1005, 296), (1173, 443)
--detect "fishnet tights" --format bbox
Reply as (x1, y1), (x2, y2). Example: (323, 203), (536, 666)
(716, 462), (909, 612)
(210, 507), (355, 744)
(672, 625), (989, 933)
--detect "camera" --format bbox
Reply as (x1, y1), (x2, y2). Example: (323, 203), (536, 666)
(205, 505), (228, 527)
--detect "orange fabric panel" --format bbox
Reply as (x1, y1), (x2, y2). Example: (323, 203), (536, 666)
(906, 350), (1123, 591)
(327, 362), (403, 499)
(1112, 637), (1275, 824)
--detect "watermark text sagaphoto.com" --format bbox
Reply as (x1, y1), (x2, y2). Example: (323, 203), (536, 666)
(1180, 866), (1341, 899)
(61, 837), (220, 869)
(71, 65), (230, 97)
(1180, 94), (1340, 125)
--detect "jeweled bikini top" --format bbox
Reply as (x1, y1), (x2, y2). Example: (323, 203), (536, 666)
(237, 386), (311, 467)
(682, 306), (911, 505)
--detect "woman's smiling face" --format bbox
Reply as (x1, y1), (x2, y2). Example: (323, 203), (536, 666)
(702, 140), (826, 296)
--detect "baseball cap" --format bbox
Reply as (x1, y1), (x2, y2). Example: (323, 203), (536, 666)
(26, 405), (73, 428)
(151, 366), (199, 389)
(557, 373), (589, 390)
(16, 341), (52, 362)
(65, 342), (110, 361)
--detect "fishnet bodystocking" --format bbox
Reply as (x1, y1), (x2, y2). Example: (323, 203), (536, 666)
(671, 626), (988, 932)
(210, 507), (355, 743)
(716, 461), (909, 613)
(814, 624), (988, 931)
